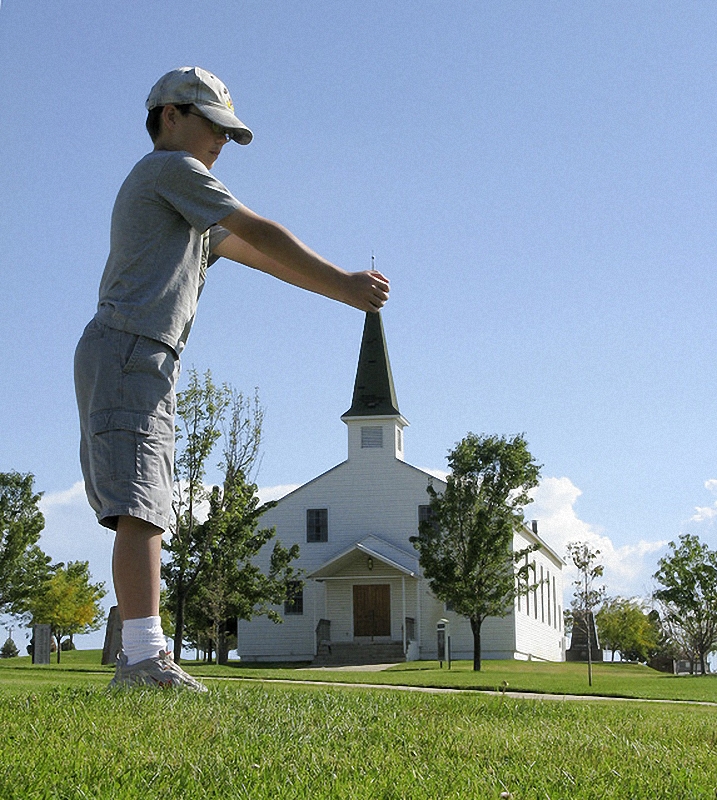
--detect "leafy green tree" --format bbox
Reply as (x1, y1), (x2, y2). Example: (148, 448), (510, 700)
(646, 608), (688, 666)
(163, 369), (229, 662)
(187, 476), (300, 664)
(28, 561), (106, 663)
(0, 638), (19, 658)
(596, 597), (659, 662)
(411, 433), (541, 671)
(566, 541), (605, 686)
(163, 372), (300, 663)
(0, 472), (52, 617)
(653, 534), (717, 674)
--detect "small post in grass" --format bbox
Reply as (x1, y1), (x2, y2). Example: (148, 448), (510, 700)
(437, 619), (451, 669)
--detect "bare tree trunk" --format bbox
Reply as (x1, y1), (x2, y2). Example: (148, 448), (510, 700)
(217, 621), (229, 666)
(470, 617), (482, 672)
(173, 584), (185, 663)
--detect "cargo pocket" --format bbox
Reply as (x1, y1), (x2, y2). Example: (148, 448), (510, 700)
(120, 332), (143, 374)
(89, 410), (159, 484)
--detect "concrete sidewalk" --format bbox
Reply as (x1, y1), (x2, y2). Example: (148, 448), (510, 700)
(205, 674), (717, 706)
(299, 663), (402, 672)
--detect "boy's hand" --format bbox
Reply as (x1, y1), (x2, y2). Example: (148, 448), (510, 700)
(341, 270), (390, 313)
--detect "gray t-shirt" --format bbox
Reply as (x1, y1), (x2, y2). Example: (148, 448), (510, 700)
(95, 150), (243, 354)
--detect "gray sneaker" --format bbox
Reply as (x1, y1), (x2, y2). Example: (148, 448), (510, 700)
(109, 650), (208, 692)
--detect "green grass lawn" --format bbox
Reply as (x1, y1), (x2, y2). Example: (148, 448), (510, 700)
(3, 652), (717, 799)
(3, 649), (717, 702)
(213, 658), (717, 703)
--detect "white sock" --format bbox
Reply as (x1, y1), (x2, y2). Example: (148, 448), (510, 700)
(122, 616), (167, 666)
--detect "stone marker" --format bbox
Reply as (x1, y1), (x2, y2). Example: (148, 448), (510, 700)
(566, 610), (603, 662)
(32, 624), (52, 665)
(101, 605), (123, 665)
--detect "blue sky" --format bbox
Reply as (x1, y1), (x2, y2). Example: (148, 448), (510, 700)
(2, 1), (717, 648)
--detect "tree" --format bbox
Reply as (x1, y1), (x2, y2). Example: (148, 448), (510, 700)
(0, 638), (19, 658)
(596, 597), (659, 662)
(410, 432), (541, 671)
(645, 608), (684, 666)
(163, 371), (300, 662)
(163, 369), (229, 662)
(0, 472), (52, 617)
(653, 534), (717, 675)
(185, 478), (300, 664)
(566, 541), (605, 686)
(27, 561), (106, 663)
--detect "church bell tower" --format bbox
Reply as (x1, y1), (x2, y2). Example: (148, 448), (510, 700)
(341, 312), (409, 461)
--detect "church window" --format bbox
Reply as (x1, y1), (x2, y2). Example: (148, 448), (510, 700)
(361, 426), (383, 448)
(306, 508), (328, 542)
(284, 581), (304, 615)
(553, 576), (558, 629)
(418, 504), (432, 524)
(418, 504), (439, 539)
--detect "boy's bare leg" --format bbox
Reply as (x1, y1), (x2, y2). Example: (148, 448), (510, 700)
(112, 515), (163, 621)
(109, 515), (206, 689)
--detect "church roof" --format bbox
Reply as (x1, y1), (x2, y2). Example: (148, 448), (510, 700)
(342, 311), (401, 418)
(307, 535), (420, 579)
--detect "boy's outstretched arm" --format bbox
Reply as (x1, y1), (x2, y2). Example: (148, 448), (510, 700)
(214, 207), (389, 313)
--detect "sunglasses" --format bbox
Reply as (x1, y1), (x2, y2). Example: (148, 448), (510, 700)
(188, 111), (232, 141)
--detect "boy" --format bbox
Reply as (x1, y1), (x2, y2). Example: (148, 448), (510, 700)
(75, 67), (390, 690)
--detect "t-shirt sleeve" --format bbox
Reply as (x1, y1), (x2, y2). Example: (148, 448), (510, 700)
(207, 224), (232, 266)
(154, 153), (242, 233)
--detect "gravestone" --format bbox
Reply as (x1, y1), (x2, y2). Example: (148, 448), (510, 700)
(32, 624), (52, 665)
(101, 606), (122, 665)
(566, 610), (603, 662)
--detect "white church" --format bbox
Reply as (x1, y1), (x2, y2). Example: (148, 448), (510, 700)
(237, 312), (565, 664)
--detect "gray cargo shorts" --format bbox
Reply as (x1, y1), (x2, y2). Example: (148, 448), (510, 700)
(74, 317), (179, 531)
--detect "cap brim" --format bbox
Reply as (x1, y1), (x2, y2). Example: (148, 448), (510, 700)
(196, 103), (253, 145)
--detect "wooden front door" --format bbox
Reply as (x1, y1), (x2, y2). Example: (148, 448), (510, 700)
(353, 584), (391, 638)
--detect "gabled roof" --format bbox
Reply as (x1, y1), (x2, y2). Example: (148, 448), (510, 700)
(342, 311), (401, 418)
(308, 535), (420, 579)
(519, 522), (565, 566)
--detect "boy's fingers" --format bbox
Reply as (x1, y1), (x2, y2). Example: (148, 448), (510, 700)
(345, 270), (390, 312)
(369, 270), (390, 289)
(370, 287), (389, 310)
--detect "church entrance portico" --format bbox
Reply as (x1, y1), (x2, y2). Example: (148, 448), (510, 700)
(308, 536), (422, 665)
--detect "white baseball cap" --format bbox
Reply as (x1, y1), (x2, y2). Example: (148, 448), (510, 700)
(146, 67), (253, 145)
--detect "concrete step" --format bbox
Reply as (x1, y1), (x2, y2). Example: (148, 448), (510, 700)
(313, 641), (406, 666)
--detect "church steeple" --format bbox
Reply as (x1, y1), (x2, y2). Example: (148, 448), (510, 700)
(342, 312), (408, 461)
(343, 311), (401, 418)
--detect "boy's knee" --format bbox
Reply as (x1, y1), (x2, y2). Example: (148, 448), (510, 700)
(116, 515), (164, 539)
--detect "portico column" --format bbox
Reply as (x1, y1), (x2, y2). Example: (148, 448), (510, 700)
(402, 576), (406, 654)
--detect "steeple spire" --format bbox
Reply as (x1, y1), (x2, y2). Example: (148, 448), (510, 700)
(342, 311), (401, 418)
